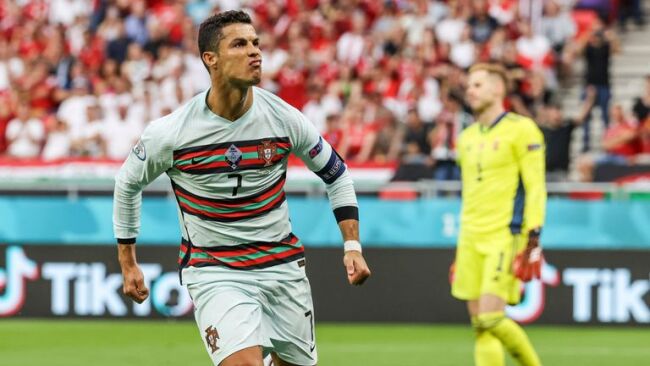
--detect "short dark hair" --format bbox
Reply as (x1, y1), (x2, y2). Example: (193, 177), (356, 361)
(198, 10), (252, 69)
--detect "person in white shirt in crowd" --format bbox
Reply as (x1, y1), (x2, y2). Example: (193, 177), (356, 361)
(450, 25), (477, 70)
(75, 99), (106, 158)
(102, 95), (143, 160)
(121, 43), (152, 93)
(42, 117), (72, 161)
(302, 82), (343, 133)
(0, 39), (24, 92)
(336, 11), (367, 66)
(435, 2), (467, 46)
(6, 103), (45, 159)
(48, 0), (90, 26)
(57, 77), (94, 138)
(260, 33), (288, 81)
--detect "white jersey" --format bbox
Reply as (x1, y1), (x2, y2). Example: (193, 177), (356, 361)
(113, 87), (357, 282)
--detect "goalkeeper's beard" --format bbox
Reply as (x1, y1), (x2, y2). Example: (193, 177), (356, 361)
(471, 100), (494, 116)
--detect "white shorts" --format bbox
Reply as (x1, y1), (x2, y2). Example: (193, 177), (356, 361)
(187, 275), (318, 366)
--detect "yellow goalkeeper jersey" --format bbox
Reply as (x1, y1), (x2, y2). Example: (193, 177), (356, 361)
(457, 112), (546, 235)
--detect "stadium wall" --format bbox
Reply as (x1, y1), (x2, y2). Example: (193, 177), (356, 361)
(1, 195), (649, 325)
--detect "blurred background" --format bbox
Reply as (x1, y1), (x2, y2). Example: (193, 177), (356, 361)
(1, 0), (649, 365)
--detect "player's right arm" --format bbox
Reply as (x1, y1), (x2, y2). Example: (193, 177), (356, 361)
(288, 108), (370, 286)
(113, 118), (174, 303)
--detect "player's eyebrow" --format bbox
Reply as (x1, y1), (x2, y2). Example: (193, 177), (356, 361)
(229, 37), (260, 46)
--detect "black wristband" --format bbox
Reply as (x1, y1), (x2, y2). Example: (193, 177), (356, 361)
(333, 206), (359, 223)
(117, 238), (136, 245)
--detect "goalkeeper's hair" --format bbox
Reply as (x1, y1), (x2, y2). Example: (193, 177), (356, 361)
(469, 63), (509, 94)
(198, 10), (253, 69)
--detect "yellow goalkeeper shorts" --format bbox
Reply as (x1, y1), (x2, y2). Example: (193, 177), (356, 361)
(451, 228), (526, 305)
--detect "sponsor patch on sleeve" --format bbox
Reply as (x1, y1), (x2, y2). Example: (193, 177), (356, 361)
(309, 137), (323, 159)
(133, 139), (146, 161)
(527, 143), (541, 151)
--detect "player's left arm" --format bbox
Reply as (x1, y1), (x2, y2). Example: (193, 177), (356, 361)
(289, 109), (371, 286)
(513, 118), (547, 281)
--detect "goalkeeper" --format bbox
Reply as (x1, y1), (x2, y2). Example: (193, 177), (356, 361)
(451, 63), (546, 366)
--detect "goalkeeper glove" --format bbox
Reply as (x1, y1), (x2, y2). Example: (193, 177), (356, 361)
(513, 228), (543, 282)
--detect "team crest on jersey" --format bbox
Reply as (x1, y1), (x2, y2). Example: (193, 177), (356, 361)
(204, 325), (220, 353)
(225, 144), (243, 169)
(257, 140), (277, 167)
(132, 139), (146, 161)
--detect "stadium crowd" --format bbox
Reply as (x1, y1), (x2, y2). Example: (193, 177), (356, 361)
(0, 0), (648, 182)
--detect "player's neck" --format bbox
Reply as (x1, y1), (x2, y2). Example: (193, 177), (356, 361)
(206, 83), (254, 122)
(477, 103), (505, 128)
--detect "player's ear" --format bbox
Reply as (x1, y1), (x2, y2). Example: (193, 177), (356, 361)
(202, 51), (218, 71)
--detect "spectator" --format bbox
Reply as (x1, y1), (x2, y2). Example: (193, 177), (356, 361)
(619, 0), (646, 31)
(336, 11), (366, 66)
(431, 92), (472, 180)
(515, 21), (554, 76)
(468, 0), (498, 44)
(102, 96), (142, 160)
(450, 25), (477, 69)
(0, 39), (25, 92)
(541, 0), (576, 55)
(124, 0), (150, 46)
(42, 117), (72, 161)
(322, 113), (346, 152)
(302, 83), (342, 133)
(57, 78), (93, 141)
(339, 104), (377, 163)
(370, 108), (403, 163)
(435, 3), (466, 46)
(632, 75), (650, 123)
(538, 88), (595, 181)
(75, 101), (106, 158)
(578, 104), (639, 181)
(401, 108), (433, 165)
(5, 103), (45, 159)
(0, 93), (14, 154)
(569, 18), (621, 152)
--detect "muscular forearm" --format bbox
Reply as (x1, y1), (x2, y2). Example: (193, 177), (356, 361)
(338, 219), (360, 242)
(118, 243), (138, 266)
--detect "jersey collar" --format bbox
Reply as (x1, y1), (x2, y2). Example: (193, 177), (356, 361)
(480, 111), (508, 133)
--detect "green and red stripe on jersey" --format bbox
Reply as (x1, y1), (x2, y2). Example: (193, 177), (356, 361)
(172, 174), (286, 222)
(178, 233), (304, 270)
(173, 137), (292, 174)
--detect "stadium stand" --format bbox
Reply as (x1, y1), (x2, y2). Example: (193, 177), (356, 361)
(0, 0), (647, 183)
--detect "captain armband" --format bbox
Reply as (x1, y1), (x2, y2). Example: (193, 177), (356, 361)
(315, 150), (346, 184)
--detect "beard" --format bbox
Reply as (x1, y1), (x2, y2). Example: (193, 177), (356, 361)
(471, 99), (493, 115)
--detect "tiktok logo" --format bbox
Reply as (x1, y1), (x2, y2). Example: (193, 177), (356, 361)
(506, 261), (561, 324)
(0, 246), (40, 316)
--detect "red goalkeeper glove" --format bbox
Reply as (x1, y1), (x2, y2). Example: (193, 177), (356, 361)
(513, 228), (543, 282)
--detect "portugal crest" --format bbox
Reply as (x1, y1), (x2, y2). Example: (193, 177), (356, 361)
(225, 144), (243, 169)
(204, 325), (220, 353)
(257, 140), (277, 167)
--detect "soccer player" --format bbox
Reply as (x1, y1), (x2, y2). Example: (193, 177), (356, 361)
(451, 63), (546, 366)
(113, 10), (370, 366)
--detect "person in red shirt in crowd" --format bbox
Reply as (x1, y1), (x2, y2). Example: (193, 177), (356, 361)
(322, 113), (346, 153)
(275, 54), (309, 110)
(339, 102), (377, 163)
(0, 92), (14, 155)
(578, 104), (640, 181)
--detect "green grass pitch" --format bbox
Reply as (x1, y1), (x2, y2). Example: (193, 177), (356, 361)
(1, 320), (649, 365)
